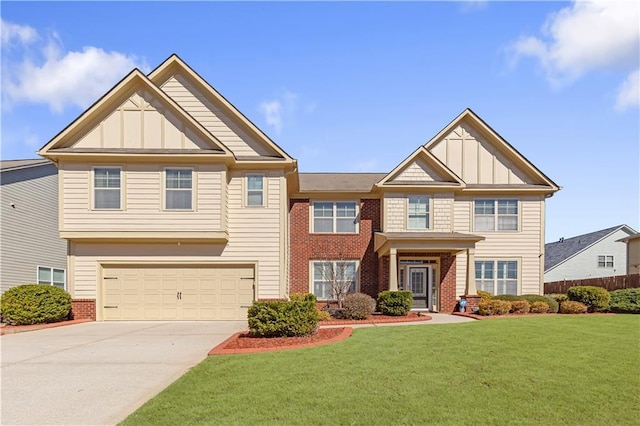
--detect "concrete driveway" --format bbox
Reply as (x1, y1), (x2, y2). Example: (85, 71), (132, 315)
(1, 321), (247, 425)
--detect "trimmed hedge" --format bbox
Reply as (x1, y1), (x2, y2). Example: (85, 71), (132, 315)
(0, 284), (72, 326)
(567, 286), (610, 312)
(290, 292), (317, 303)
(560, 300), (588, 314)
(550, 294), (569, 305)
(522, 294), (559, 313)
(317, 310), (332, 321)
(342, 293), (376, 320)
(510, 300), (530, 314)
(491, 294), (525, 302)
(608, 288), (640, 314)
(248, 300), (318, 337)
(530, 301), (550, 314)
(479, 300), (511, 316)
(377, 291), (412, 316)
(477, 290), (493, 303)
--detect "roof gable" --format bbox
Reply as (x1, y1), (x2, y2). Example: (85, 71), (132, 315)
(377, 146), (464, 189)
(148, 55), (294, 162)
(38, 70), (231, 158)
(425, 109), (559, 190)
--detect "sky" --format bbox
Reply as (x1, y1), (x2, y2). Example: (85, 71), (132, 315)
(1, 1), (639, 243)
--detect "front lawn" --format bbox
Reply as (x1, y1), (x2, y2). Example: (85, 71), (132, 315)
(122, 316), (639, 425)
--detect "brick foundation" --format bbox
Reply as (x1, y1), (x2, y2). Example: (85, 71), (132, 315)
(461, 294), (481, 313)
(71, 299), (96, 321)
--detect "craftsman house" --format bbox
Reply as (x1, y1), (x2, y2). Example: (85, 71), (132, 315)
(38, 55), (559, 320)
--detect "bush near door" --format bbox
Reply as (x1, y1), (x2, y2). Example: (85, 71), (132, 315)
(0, 284), (72, 325)
(376, 291), (412, 316)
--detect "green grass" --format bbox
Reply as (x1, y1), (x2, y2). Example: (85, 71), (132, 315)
(122, 316), (640, 425)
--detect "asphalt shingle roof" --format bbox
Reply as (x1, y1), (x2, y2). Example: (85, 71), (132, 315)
(544, 225), (625, 271)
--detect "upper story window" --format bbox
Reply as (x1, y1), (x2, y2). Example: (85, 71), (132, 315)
(475, 260), (517, 295)
(246, 174), (265, 206)
(407, 196), (430, 229)
(597, 255), (614, 268)
(312, 201), (358, 233)
(474, 199), (518, 231)
(165, 168), (193, 210)
(37, 266), (66, 290)
(94, 167), (121, 209)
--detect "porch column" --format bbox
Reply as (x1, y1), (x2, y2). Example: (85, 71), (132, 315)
(389, 247), (398, 291)
(465, 248), (477, 295)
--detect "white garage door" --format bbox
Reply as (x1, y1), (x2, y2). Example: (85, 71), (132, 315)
(102, 265), (254, 320)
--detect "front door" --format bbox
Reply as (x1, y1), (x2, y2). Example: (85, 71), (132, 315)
(409, 267), (428, 308)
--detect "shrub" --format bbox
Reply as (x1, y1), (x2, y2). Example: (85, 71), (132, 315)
(560, 301), (588, 314)
(567, 286), (610, 312)
(342, 293), (376, 320)
(491, 294), (525, 302)
(530, 301), (550, 314)
(248, 300), (318, 337)
(477, 290), (493, 303)
(510, 300), (530, 314)
(0, 284), (72, 326)
(478, 300), (511, 316)
(522, 294), (559, 313)
(289, 293), (317, 303)
(608, 288), (640, 314)
(377, 291), (412, 316)
(317, 310), (332, 321)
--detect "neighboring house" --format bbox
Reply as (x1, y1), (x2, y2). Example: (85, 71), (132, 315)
(618, 233), (640, 274)
(38, 54), (559, 320)
(544, 225), (637, 282)
(0, 159), (67, 293)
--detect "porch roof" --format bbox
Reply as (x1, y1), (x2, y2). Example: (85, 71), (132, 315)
(374, 231), (485, 254)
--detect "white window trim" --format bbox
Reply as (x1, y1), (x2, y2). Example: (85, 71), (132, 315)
(472, 199), (520, 232)
(163, 167), (195, 211)
(91, 166), (123, 211)
(310, 200), (360, 234)
(37, 266), (66, 290)
(597, 255), (614, 268)
(245, 173), (266, 207)
(406, 195), (431, 230)
(474, 259), (520, 295)
(309, 259), (360, 300)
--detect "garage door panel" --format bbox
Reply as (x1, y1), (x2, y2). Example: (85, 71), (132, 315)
(102, 265), (254, 320)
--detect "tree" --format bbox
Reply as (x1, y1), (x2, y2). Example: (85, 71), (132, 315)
(314, 259), (357, 308)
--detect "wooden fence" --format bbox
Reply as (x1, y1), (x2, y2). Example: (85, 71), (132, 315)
(544, 274), (640, 294)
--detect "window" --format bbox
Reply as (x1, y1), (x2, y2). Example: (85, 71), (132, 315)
(407, 196), (429, 229)
(475, 260), (517, 295)
(597, 255), (614, 268)
(312, 201), (358, 233)
(312, 260), (357, 299)
(474, 199), (518, 231)
(37, 266), (66, 290)
(165, 169), (192, 210)
(94, 168), (121, 209)
(246, 174), (264, 206)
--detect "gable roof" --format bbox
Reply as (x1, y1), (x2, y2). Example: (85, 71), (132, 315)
(298, 173), (386, 193)
(545, 225), (637, 272)
(38, 69), (232, 158)
(425, 108), (560, 192)
(148, 54), (294, 163)
(376, 146), (464, 190)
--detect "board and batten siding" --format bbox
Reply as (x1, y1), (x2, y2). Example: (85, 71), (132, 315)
(161, 74), (274, 158)
(1, 164), (67, 291)
(383, 192), (453, 232)
(544, 229), (631, 282)
(454, 195), (545, 296)
(69, 171), (285, 303)
(60, 162), (224, 232)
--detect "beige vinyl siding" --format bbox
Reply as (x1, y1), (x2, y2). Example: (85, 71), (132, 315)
(454, 195), (545, 296)
(60, 162), (224, 232)
(161, 74), (275, 158)
(74, 91), (210, 150)
(392, 160), (438, 182)
(1, 165), (67, 291)
(70, 171), (285, 304)
(433, 193), (453, 232)
(383, 192), (453, 232)
(383, 193), (405, 232)
(627, 239), (640, 274)
(429, 123), (534, 185)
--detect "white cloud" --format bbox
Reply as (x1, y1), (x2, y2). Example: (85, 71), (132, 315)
(259, 90), (299, 134)
(2, 20), (147, 113)
(616, 69), (640, 111)
(1, 19), (38, 46)
(508, 0), (639, 109)
(459, 1), (488, 13)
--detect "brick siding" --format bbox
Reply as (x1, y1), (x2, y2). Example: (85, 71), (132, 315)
(289, 199), (380, 298)
(71, 299), (96, 320)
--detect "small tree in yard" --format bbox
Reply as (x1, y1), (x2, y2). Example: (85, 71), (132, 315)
(314, 259), (357, 308)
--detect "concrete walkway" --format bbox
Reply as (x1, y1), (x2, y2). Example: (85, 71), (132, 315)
(0, 321), (247, 426)
(346, 313), (476, 328)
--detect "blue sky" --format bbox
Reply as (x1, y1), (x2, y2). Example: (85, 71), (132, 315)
(1, 1), (639, 243)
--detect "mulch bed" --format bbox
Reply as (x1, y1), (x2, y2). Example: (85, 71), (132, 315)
(452, 311), (616, 320)
(209, 327), (353, 355)
(319, 311), (431, 325)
